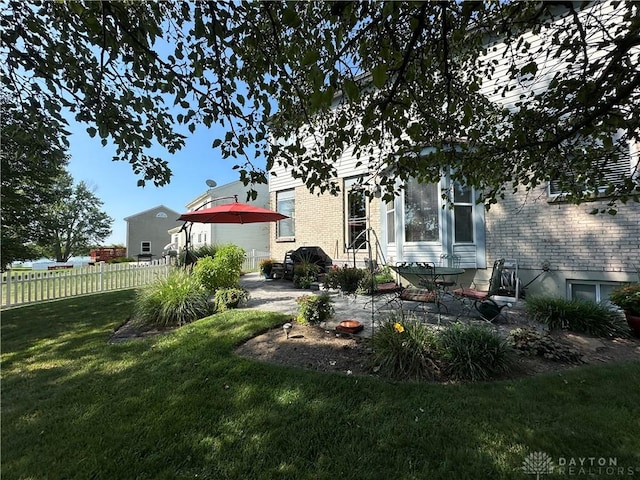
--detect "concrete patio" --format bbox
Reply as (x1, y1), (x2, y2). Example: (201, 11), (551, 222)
(239, 272), (525, 337)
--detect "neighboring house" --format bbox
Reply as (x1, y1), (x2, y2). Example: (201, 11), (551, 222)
(124, 205), (182, 260)
(269, 4), (640, 301)
(174, 180), (270, 255)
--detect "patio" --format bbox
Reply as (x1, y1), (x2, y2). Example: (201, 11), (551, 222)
(239, 272), (528, 337)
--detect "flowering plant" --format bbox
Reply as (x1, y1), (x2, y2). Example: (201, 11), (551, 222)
(609, 283), (640, 316)
(295, 294), (334, 325)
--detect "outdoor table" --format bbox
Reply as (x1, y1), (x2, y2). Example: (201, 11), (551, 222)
(389, 264), (465, 288)
(389, 264), (466, 320)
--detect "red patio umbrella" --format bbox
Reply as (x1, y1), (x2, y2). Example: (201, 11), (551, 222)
(178, 200), (288, 266)
(178, 202), (288, 224)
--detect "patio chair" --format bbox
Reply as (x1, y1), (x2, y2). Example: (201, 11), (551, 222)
(397, 262), (449, 321)
(452, 258), (507, 322)
(435, 254), (461, 291)
(364, 279), (404, 314)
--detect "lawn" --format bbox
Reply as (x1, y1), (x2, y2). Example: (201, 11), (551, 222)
(2, 291), (639, 479)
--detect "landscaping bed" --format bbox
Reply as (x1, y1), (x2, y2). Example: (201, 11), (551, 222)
(234, 321), (640, 380)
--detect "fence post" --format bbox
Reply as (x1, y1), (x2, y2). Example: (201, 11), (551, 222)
(99, 262), (104, 292)
(6, 270), (11, 308)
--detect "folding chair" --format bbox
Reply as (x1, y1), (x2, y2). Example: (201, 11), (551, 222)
(453, 259), (507, 322)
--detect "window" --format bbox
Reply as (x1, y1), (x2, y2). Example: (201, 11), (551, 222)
(345, 177), (367, 249)
(141, 241), (151, 253)
(568, 281), (618, 304)
(549, 141), (633, 196)
(156, 212), (168, 218)
(404, 178), (439, 242)
(453, 182), (474, 243)
(386, 199), (395, 244)
(276, 189), (295, 239)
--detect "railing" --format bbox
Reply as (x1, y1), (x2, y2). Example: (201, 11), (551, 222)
(242, 249), (272, 272)
(2, 251), (272, 308)
(1, 259), (172, 308)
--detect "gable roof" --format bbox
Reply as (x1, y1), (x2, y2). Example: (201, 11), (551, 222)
(123, 205), (182, 221)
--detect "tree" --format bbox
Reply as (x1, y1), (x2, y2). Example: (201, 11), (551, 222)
(36, 173), (113, 262)
(0, 99), (69, 270)
(2, 1), (638, 210)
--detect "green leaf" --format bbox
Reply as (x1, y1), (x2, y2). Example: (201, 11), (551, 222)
(302, 49), (320, 66)
(282, 7), (300, 27)
(372, 64), (387, 88)
(343, 79), (359, 101)
(86, 127), (97, 138)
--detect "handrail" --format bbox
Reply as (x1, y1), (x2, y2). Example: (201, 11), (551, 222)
(346, 227), (387, 270)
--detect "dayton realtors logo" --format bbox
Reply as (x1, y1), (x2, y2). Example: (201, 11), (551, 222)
(522, 452), (639, 477)
(522, 452), (554, 479)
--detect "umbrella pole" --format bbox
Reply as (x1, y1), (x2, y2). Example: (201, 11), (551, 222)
(181, 221), (195, 268)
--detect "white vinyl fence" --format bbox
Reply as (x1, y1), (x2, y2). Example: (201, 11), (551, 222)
(242, 249), (272, 272)
(2, 251), (273, 308)
(1, 259), (171, 308)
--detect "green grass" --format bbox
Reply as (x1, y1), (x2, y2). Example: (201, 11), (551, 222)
(2, 291), (640, 479)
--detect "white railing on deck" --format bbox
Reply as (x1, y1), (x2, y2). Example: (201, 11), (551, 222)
(1, 259), (171, 308)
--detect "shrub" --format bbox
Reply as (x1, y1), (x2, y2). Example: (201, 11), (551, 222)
(192, 244), (245, 292)
(507, 328), (583, 363)
(437, 322), (513, 381)
(525, 296), (629, 338)
(609, 283), (640, 316)
(352, 267), (396, 295)
(134, 269), (211, 328)
(293, 260), (320, 288)
(371, 315), (440, 380)
(259, 258), (275, 276)
(211, 287), (250, 312)
(375, 267), (395, 284)
(193, 244), (219, 259)
(323, 266), (366, 293)
(295, 294), (334, 325)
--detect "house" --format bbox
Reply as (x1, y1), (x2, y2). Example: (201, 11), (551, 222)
(172, 180), (271, 255)
(124, 205), (182, 260)
(268, 3), (640, 302)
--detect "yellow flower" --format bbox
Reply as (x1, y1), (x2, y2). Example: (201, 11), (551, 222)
(393, 322), (405, 333)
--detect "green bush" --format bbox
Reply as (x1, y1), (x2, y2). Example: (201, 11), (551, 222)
(192, 244), (219, 259)
(177, 244), (220, 266)
(192, 244), (245, 292)
(323, 266), (366, 293)
(525, 296), (629, 338)
(372, 315), (440, 380)
(295, 294), (335, 325)
(134, 269), (211, 328)
(211, 287), (250, 312)
(355, 267), (396, 295)
(437, 322), (513, 382)
(293, 261), (320, 288)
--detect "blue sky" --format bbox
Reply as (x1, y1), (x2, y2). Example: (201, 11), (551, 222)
(66, 119), (264, 245)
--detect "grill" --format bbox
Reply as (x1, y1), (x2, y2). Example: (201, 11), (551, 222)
(283, 246), (333, 280)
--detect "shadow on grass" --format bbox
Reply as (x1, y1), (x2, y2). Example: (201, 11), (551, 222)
(2, 291), (640, 479)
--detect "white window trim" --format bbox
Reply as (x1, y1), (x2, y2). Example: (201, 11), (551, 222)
(344, 176), (369, 252)
(567, 280), (619, 304)
(276, 189), (295, 241)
